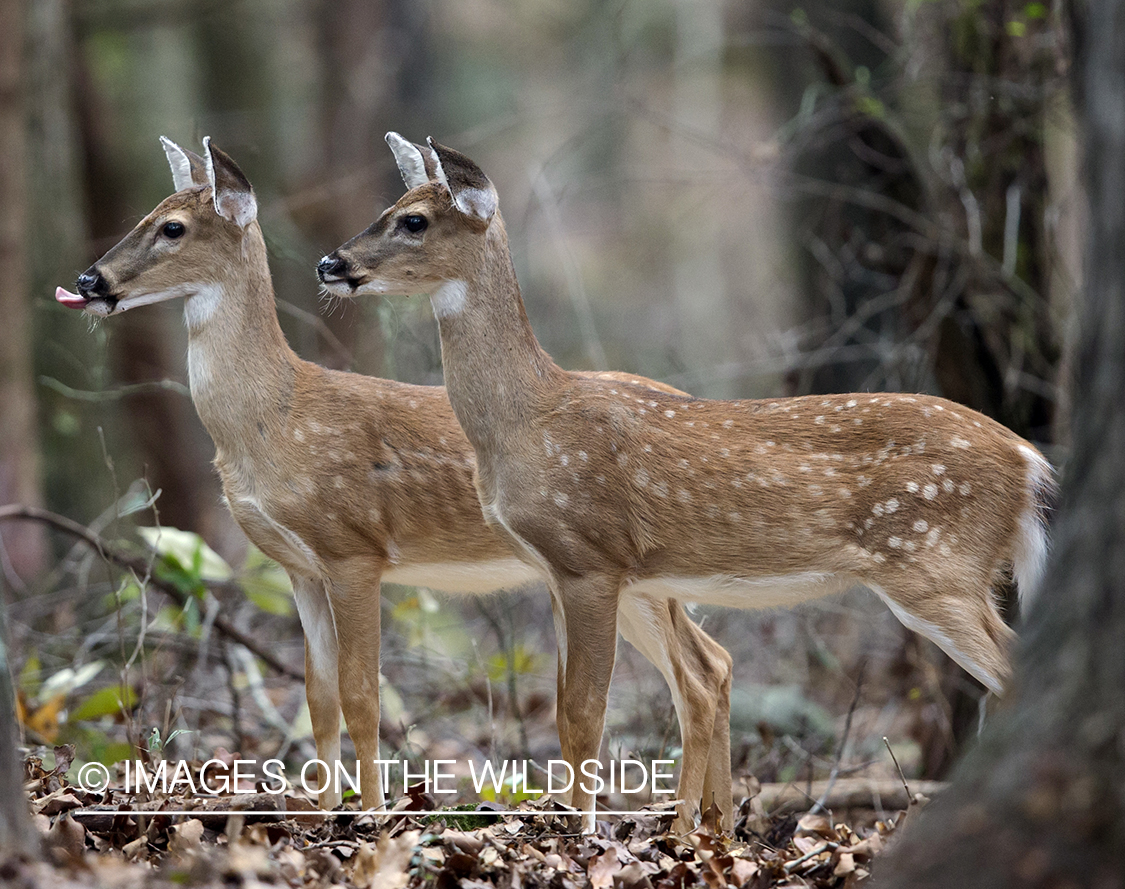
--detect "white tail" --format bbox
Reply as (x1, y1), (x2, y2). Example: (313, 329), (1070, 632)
(320, 133), (1055, 830)
(56, 138), (733, 831)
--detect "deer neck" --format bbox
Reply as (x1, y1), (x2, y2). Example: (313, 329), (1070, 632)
(184, 224), (298, 456)
(432, 216), (560, 453)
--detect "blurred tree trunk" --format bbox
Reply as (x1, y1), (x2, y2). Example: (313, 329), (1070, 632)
(71, 24), (217, 537)
(296, 0), (433, 375)
(0, 598), (36, 856)
(877, 0), (1125, 882)
(0, 0), (47, 581)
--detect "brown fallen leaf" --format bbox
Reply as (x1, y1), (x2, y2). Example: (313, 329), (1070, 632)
(796, 812), (840, 842)
(46, 811), (86, 862)
(168, 818), (205, 859)
(587, 845), (622, 889)
(351, 829), (420, 889)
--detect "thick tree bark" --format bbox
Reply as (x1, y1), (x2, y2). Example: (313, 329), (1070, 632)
(0, 0), (46, 581)
(0, 602), (35, 856)
(875, 0), (1125, 882)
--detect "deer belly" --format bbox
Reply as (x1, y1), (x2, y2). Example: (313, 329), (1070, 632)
(382, 558), (539, 594)
(626, 571), (855, 610)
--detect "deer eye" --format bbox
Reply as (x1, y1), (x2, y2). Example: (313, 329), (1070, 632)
(402, 214), (428, 234)
(162, 221), (186, 239)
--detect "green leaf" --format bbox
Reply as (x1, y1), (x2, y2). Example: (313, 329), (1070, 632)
(486, 645), (544, 682)
(240, 547), (294, 616)
(70, 685), (138, 721)
(138, 526), (232, 581)
(18, 651), (41, 697)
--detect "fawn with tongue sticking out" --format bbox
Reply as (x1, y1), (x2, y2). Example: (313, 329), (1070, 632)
(319, 132), (1055, 832)
(57, 138), (735, 831)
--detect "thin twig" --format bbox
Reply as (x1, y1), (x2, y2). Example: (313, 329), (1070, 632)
(39, 375), (191, 402)
(810, 660), (866, 817)
(882, 735), (911, 798)
(0, 505), (303, 682)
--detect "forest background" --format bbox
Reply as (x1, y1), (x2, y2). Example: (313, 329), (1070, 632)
(0, 0), (1078, 817)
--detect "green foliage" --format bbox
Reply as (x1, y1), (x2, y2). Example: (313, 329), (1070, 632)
(70, 684), (138, 722)
(240, 545), (294, 617)
(486, 645), (544, 683)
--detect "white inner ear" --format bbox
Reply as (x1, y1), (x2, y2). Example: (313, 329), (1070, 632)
(385, 132), (430, 189)
(215, 191), (258, 228)
(425, 140), (450, 194)
(161, 136), (194, 191)
(202, 136), (216, 188)
(453, 186), (497, 221)
(424, 138), (495, 221)
(202, 136), (257, 228)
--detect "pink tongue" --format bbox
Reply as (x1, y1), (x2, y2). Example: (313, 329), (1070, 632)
(55, 287), (88, 309)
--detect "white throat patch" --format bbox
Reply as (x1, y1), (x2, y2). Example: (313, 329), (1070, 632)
(431, 280), (468, 319)
(183, 283), (224, 330)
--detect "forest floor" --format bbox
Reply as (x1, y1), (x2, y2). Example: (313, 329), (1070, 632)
(6, 746), (930, 888)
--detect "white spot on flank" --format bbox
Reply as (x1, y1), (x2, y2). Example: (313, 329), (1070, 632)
(905, 481), (919, 493)
(723, 419), (734, 428)
(664, 410), (676, 418)
(653, 481), (668, 498)
(943, 479), (956, 493)
(885, 498), (899, 513)
(578, 450), (588, 462)
(923, 483), (939, 500)
(932, 464), (946, 475)
(431, 279), (468, 318)
(913, 519), (929, 533)
(634, 469), (649, 488)
(951, 435), (972, 449)
(293, 428), (305, 443)
(959, 483), (972, 496)
(887, 536), (902, 549)
(846, 399), (857, 408)
(553, 492), (569, 507)
(677, 489), (693, 504)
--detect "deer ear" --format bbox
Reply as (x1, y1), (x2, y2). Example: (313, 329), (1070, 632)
(203, 137), (258, 228)
(385, 132), (432, 189)
(426, 138), (498, 223)
(161, 136), (209, 190)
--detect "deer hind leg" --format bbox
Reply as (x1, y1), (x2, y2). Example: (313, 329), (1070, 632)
(617, 594), (734, 833)
(292, 576), (343, 809)
(328, 557), (387, 812)
(873, 575), (1015, 696)
(551, 571), (622, 833)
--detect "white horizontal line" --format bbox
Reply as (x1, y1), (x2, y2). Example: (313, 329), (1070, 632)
(72, 809), (666, 817)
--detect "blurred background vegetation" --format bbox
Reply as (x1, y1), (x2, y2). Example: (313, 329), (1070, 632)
(0, 0), (1078, 805)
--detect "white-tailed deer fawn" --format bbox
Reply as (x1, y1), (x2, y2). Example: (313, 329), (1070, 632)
(55, 138), (733, 830)
(319, 133), (1055, 831)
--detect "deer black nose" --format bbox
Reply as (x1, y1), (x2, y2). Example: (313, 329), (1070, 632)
(76, 269), (107, 297)
(317, 254), (347, 281)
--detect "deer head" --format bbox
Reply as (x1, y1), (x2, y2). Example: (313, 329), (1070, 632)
(55, 137), (259, 326)
(317, 133), (498, 301)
